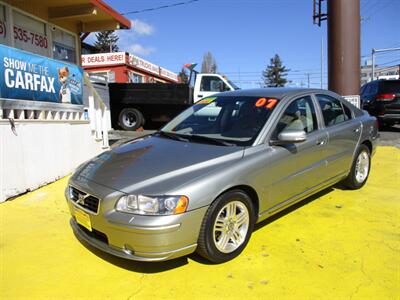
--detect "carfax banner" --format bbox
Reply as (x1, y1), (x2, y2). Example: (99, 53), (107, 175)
(0, 44), (83, 104)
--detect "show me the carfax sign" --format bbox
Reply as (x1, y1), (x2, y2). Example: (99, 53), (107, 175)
(0, 44), (83, 104)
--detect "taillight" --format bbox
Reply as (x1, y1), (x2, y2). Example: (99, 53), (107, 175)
(376, 93), (396, 101)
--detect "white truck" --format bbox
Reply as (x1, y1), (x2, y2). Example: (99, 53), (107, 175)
(108, 73), (238, 130)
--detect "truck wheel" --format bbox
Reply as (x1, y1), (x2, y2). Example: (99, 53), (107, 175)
(119, 108), (144, 131)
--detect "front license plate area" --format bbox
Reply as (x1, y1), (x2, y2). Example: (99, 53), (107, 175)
(75, 208), (92, 232)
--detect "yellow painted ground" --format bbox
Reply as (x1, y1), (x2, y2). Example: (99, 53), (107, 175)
(1, 146), (399, 300)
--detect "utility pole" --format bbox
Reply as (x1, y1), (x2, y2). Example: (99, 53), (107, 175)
(371, 47), (400, 81)
(327, 0), (360, 95)
(313, 0), (361, 96)
(321, 37), (324, 89)
(372, 48), (375, 81)
(307, 73), (310, 88)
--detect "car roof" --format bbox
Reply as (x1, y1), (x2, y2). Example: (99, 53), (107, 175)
(364, 79), (400, 85)
(213, 87), (331, 99)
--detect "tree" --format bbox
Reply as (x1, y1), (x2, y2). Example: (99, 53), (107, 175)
(178, 68), (189, 83)
(201, 52), (218, 73)
(262, 54), (290, 87)
(93, 31), (119, 52)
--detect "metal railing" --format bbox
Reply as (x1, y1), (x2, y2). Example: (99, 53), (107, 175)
(84, 72), (109, 148)
(0, 72), (110, 149)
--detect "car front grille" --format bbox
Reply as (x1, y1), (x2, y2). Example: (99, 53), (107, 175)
(70, 186), (100, 214)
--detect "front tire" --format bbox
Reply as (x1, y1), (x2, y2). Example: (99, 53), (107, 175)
(343, 144), (371, 190)
(197, 190), (255, 263)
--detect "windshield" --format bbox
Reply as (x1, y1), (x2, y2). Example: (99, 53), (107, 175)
(161, 96), (279, 146)
(227, 80), (240, 90)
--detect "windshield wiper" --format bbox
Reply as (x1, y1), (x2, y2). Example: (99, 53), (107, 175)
(155, 131), (189, 142)
(186, 134), (235, 146)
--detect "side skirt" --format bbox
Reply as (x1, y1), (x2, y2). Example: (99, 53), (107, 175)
(257, 171), (348, 223)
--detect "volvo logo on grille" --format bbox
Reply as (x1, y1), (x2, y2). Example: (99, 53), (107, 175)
(76, 193), (89, 206)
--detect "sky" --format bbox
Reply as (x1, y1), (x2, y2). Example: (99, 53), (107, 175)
(88, 0), (400, 88)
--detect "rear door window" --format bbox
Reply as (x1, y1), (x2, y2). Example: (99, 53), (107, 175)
(342, 103), (353, 120)
(316, 94), (349, 127)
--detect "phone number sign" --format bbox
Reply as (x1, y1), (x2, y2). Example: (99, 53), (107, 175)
(13, 25), (48, 48)
(0, 20), (6, 42)
(13, 25), (48, 56)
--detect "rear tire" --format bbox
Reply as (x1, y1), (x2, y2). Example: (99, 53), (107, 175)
(197, 190), (255, 263)
(119, 108), (144, 131)
(342, 144), (371, 190)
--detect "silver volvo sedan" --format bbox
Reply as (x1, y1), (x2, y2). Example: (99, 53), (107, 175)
(66, 88), (378, 263)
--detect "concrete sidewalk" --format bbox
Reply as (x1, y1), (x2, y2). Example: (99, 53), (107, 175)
(1, 147), (399, 300)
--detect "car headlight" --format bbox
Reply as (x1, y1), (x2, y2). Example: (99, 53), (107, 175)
(68, 186), (75, 200)
(115, 195), (189, 215)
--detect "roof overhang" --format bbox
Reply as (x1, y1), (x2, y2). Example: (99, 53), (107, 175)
(8, 0), (131, 32)
(50, 0), (131, 31)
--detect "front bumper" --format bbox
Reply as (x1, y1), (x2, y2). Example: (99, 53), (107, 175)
(70, 218), (199, 261)
(66, 183), (208, 261)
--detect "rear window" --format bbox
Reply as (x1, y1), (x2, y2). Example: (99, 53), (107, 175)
(380, 81), (400, 94)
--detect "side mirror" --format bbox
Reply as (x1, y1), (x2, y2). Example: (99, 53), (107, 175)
(271, 129), (307, 145)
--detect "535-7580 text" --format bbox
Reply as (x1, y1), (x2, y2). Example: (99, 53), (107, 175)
(13, 26), (48, 49)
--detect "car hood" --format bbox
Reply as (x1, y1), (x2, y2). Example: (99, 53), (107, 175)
(73, 135), (244, 194)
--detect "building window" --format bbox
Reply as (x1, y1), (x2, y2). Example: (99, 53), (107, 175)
(128, 71), (144, 83)
(0, 4), (6, 45)
(52, 27), (76, 63)
(12, 10), (48, 56)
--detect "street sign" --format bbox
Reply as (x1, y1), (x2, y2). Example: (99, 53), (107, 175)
(343, 95), (360, 108)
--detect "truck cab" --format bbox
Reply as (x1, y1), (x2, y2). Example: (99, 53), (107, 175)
(193, 74), (239, 103)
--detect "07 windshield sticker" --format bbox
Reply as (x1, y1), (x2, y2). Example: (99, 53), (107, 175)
(198, 97), (217, 104)
(255, 98), (278, 109)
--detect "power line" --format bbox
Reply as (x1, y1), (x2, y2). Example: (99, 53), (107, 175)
(379, 58), (400, 66)
(121, 0), (200, 15)
(222, 70), (327, 75)
(363, 0), (397, 20)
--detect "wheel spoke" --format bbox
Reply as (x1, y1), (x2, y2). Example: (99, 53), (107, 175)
(227, 202), (236, 218)
(218, 232), (230, 249)
(231, 229), (242, 245)
(236, 212), (247, 227)
(214, 217), (225, 232)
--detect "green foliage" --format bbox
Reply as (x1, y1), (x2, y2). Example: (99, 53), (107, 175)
(262, 54), (290, 87)
(93, 31), (119, 53)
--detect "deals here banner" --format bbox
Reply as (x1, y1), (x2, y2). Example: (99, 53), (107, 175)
(0, 44), (83, 104)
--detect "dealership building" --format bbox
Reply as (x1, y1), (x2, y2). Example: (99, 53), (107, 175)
(82, 51), (179, 84)
(0, 0), (131, 201)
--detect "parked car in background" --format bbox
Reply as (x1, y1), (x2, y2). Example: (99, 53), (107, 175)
(360, 79), (400, 127)
(66, 88), (378, 263)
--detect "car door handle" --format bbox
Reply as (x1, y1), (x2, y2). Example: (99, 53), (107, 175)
(354, 127), (360, 133)
(198, 94), (203, 98)
(316, 139), (327, 146)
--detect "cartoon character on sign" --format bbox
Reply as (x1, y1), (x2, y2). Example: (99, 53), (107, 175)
(58, 67), (71, 103)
